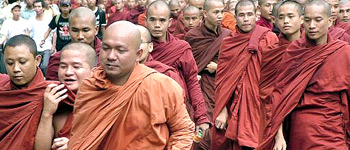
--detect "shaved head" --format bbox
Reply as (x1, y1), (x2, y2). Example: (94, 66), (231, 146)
(235, 0), (256, 15)
(136, 25), (153, 63)
(277, 0), (303, 17)
(106, 21), (141, 50)
(184, 5), (201, 14)
(189, 0), (205, 10)
(69, 7), (96, 26)
(340, 0), (350, 5)
(136, 25), (152, 43)
(147, 0), (171, 18)
(61, 42), (97, 68)
(203, 0), (223, 11)
(339, 0), (350, 22)
(227, 0), (238, 10)
(305, 0), (331, 17)
(169, 0), (180, 7)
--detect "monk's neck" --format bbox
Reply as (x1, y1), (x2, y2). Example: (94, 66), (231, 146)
(154, 33), (167, 43)
(108, 71), (132, 86)
(307, 35), (328, 45)
(204, 21), (218, 34)
(284, 30), (301, 42)
(262, 16), (272, 24)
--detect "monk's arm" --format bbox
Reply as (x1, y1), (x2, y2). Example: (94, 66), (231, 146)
(35, 112), (55, 150)
(179, 49), (210, 125)
(259, 32), (279, 53)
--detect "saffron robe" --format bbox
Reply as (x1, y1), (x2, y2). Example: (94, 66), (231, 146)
(68, 64), (195, 150)
(221, 12), (236, 32)
(137, 11), (147, 27)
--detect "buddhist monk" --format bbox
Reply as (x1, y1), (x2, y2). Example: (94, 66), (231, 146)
(146, 0), (211, 139)
(0, 35), (72, 149)
(179, 0), (188, 9)
(339, 0), (350, 22)
(46, 8), (101, 81)
(189, 0), (205, 11)
(34, 43), (96, 150)
(106, 0), (130, 26)
(259, 0), (350, 149)
(174, 6), (202, 39)
(127, 0), (146, 23)
(184, 0), (231, 149)
(325, 0), (350, 41)
(68, 21), (195, 149)
(256, 0), (278, 30)
(212, 0), (278, 149)
(169, 0), (183, 34)
(221, 0), (237, 31)
(137, 0), (156, 26)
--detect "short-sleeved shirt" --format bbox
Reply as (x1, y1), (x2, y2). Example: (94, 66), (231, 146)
(93, 7), (106, 40)
(49, 15), (71, 51)
(21, 6), (36, 20)
(29, 16), (53, 52)
(0, 18), (30, 39)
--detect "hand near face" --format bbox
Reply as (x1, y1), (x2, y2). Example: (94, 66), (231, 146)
(43, 84), (68, 116)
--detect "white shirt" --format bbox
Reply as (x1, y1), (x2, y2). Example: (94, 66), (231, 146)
(0, 17), (30, 39)
(29, 16), (53, 52)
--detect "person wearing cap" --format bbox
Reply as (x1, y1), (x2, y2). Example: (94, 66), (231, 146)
(40, 0), (71, 53)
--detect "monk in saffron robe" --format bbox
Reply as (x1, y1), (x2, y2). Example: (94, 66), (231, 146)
(256, 0), (278, 30)
(146, 0), (211, 136)
(169, 0), (183, 34)
(212, 0), (278, 149)
(174, 6), (202, 39)
(34, 43), (96, 150)
(221, 0), (237, 31)
(259, 1), (350, 149)
(0, 35), (73, 150)
(46, 8), (102, 81)
(68, 21), (194, 150)
(184, 0), (231, 149)
(106, 0), (130, 27)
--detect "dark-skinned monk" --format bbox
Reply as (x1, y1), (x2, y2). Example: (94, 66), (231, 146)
(34, 43), (96, 150)
(212, 0), (278, 149)
(258, 0), (350, 149)
(46, 7), (102, 81)
(184, 0), (231, 149)
(174, 6), (202, 39)
(146, 0), (211, 141)
(68, 21), (195, 149)
(221, 0), (238, 32)
(0, 35), (74, 150)
(169, 0), (183, 34)
(256, 0), (279, 30)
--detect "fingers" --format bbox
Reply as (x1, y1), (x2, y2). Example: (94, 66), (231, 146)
(215, 119), (226, 130)
(45, 84), (58, 94)
(52, 137), (69, 149)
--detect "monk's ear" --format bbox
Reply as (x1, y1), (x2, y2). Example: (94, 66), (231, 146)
(271, 16), (276, 24)
(327, 17), (333, 28)
(135, 48), (143, 62)
(34, 55), (42, 67)
(300, 15), (304, 25)
(148, 42), (153, 53)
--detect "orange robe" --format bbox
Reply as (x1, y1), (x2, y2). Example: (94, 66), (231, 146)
(221, 12), (236, 32)
(137, 11), (147, 27)
(68, 63), (195, 150)
(212, 26), (278, 150)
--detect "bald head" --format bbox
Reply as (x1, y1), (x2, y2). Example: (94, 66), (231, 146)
(147, 0), (171, 18)
(136, 25), (152, 43)
(203, 0), (224, 11)
(169, 0), (181, 17)
(340, 0), (350, 5)
(227, 0), (238, 10)
(305, 0), (331, 17)
(189, 0), (205, 10)
(136, 25), (153, 63)
(61, 42), (97, 68)
(235, 0), (256, 15)
(169, 0), (180, 7)
(69, 7), (96, 26)
(276, 1), (303, 17)
(184, 5), (201, 14)
(106, 21), (141, 50)
(339, 0), (350, 22)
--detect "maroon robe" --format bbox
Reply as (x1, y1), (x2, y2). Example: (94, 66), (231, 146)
(173, 17), (188, 40)
(184, 23), (231, 150)
(168, 13), (183, 34)
(127, 6), (145, 24)
(46, 37), (102, 80)
(151, 32), (210, 125)
(335, 20), (350, 34)
(328, 25), (350, 43)
(106, 9), (130, 27)
(259, 35), (350, 150)
(256, 17), (273, 30)
(212, 26), (278, 150)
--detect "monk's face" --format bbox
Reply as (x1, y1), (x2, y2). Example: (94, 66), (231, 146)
(190, 0), (204, 12)
(228, 1), (238, 14)
(183, 10), (201, 29)
(276, 4), (303, 37)
(327, 0), (340, 21)
(69, 17), (98, 46)
(204, 1), (224, 27)
(138, 0), (147, 7)
(58, 50), (92, 92)
(4, 45), (41, 86)
(339, 2), (350, 22)
(115, 0), (124, 11)
(304, 5), (332, 44)
(236, 4), (257, 32)
(146, 7), (171, 40)
(127, 0), (136, 9)
(258, 0), (278, 21)
(170, 4), (181, 17)
(179, 0), (187, 9)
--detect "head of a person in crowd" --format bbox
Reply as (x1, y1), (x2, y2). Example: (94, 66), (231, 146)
(136, 25), (153, 64)
(25, 0), (35, 8)
(203, 0), (224, 30)
(339, 0), (350, 22)
(59, 0), (71, 14)
(58, 43), (96, 93)
(295, 0), (309, 6)
(33, 0), (46, 16)
(100, 21), (142, 85)
(138, 0), (147, 8)
(114, 0), (124, 11)
(235, 0), (257, 32)
(146, 0), (172, 41)
(169, 0), (181, 18)
(189, 0), (205, 12)
(44, 0), (52, 6)
(178, 0), (187, 9)
(276, 1), (303, 40)
(227, 0), (238, 14)
(3, 35), (42, 87)
(98, 3), (106, 11)
(127, 0), (137, 9)
(183, 6), (202, 29)
(325, 0), (339, 22)
(11, 5), (21, 20)
(87, 0), (98, 8)
(304, 0), (332, 44)
(69, 7), (98, 46)
(258, 0), (278, 22)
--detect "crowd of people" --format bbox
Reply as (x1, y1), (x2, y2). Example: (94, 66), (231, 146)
(1, 0), (350, 149)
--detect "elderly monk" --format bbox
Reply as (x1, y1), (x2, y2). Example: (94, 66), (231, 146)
(137, 0), (157, 26)
(339, 0), (350, 22)
(259, 0), (350, 150)
(34, 43), (96, 150)
(169, 0), (183, 34)
(212, 0), (278, 149)
(174, 6), (202, 39)
(146, 0), (211, 137)
(107, 0), (130, 26)
(256, 0), (279, 30)
(68, 21), (194, 149)
(0, 35), (73, 150)
(325, 0), (350, 41)
(221, 0), (238, 31)
(46, 8), (102, 81)
(184, 0), (231, 149)
(136, 25), (184, 88)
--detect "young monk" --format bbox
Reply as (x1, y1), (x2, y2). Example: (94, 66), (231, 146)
(256, 0), (278, 30)
(211, 0), (278, 149)
(259, 0), (350, 149)
(46, 7), (102, 81)
(168, 0), (183, 34)
(339, 0), (350, 23)
(184, 0), (231, 149)
(174, 6), (202, 39)
(146, 0), (211, 138)
(68, 21), (195, 149)
(0, 35), (73, 149)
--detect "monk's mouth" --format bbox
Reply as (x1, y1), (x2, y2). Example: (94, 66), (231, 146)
(13, 76), (23, 80)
